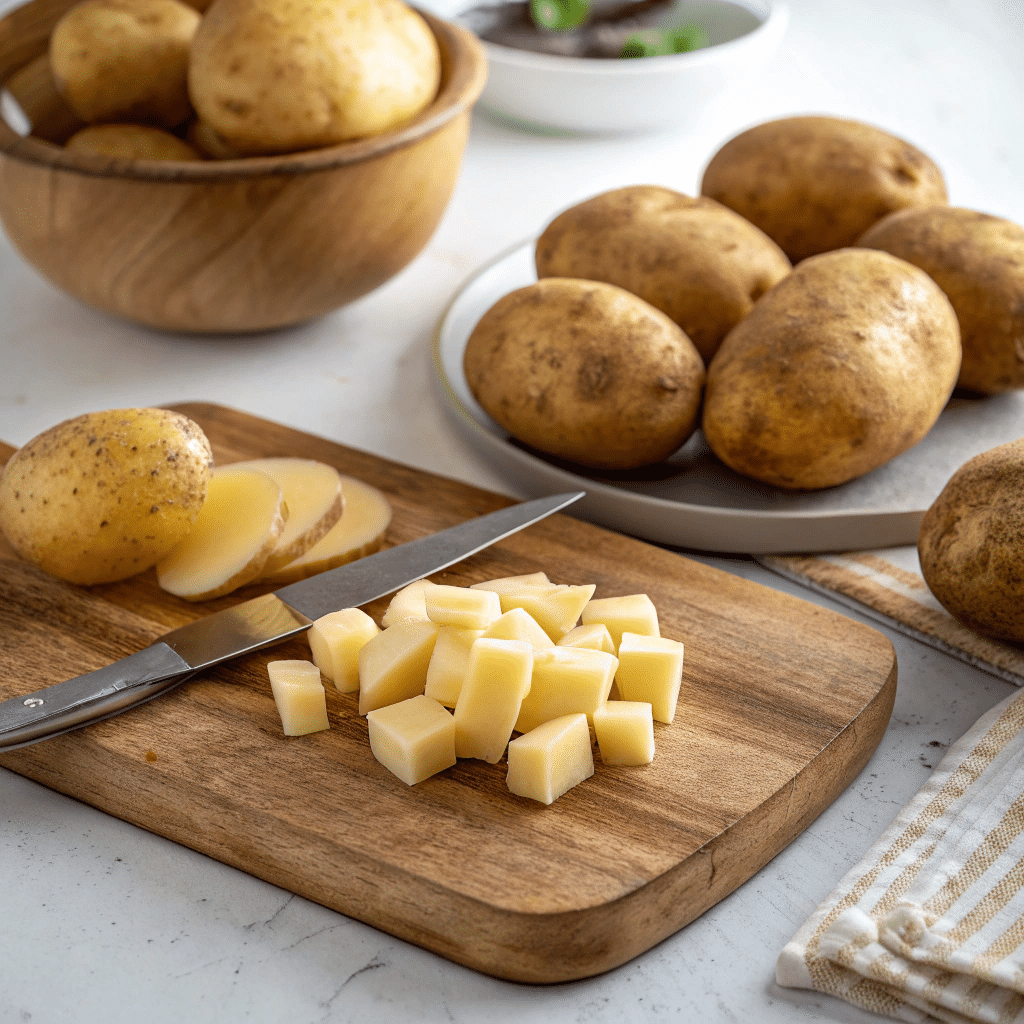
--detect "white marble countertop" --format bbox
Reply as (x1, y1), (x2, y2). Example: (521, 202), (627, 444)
(2, 1), (1023, 1021)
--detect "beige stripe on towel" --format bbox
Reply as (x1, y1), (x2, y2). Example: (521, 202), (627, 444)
(760, 553), (1024, 687)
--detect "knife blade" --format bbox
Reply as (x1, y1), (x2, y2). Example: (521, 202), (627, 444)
(0, 490), (585, 752)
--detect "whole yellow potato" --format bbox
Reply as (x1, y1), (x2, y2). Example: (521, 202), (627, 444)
(535, 186), (791, 364)
(700, 115), (948, 263)
(50, 0), (201, 128)
(463, 278), (706, 470)
(702, 248), (961, 490)
(187, 0), (441, 155)
(0, 408), (213, 585)
(66, 123), (203, 160)
(918, 439), (1024, 641)
(857, 206), (1024, 395)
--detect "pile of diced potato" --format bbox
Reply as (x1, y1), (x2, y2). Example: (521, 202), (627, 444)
(266, 573), (685, 805)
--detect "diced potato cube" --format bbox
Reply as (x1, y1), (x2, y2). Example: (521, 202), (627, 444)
(581, 594), (659, 650)
(615, 632), (684, 723)
(557, 622), (615, 654)
(593, 701), (655, 765)
(497, 583), (596, 641)
(423, 625), (484, 708)
(481, 607), (554, 649)
(381, 579), (438, 628)
(506, 714), (594, 805)
(367, 695), (456, 786)
(306, 607), (380, 693)
(425, 584), (501, 630)
(469, 572), (551, 594)
(358, 620), (440, 715)
(454, 638), (533, 762)
(514, 646), (617, 734)
(267, 660), (330, 737)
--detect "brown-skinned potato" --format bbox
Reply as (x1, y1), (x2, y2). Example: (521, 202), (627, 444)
(701, 248), (961, 490)
(534, 185), (791, 364)
(918, 438), (1024, 641)
(0, 408), (213, 585)
(857, 206), (1024, 395)
(700, 115), (948, 263)
(463, 278), (706, 471)
(50, 0), (201, 128)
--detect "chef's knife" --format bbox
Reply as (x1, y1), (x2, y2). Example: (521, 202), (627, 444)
(0, 490), (585, 752)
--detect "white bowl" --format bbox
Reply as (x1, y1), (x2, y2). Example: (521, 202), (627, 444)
(466, 0), (788, 134)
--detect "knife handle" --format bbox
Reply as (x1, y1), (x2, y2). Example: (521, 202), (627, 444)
(0, 643), (193, 752)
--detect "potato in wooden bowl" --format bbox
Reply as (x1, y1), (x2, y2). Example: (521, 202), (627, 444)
(463, 277), (706, 471)
(534, 185), (791, 365)
(702, 248), (961, 490)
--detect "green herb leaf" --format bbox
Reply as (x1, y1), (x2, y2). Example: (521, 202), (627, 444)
(530, 0), (591, 31)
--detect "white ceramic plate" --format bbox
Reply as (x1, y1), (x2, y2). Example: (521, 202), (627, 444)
(433, 239), (1024, 554)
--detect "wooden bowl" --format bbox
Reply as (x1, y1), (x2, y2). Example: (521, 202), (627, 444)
(0, 0), (487, 333)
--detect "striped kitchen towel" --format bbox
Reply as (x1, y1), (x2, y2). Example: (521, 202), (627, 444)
(777, 684), (1024, 1023)
(759, 551), (1024, 688)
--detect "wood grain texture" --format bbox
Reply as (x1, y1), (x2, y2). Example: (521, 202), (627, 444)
(0, 0), (487, 333)
(0, 404), (897, 982)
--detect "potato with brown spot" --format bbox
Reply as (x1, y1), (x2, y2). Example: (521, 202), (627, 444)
(702, 248), (961, 490)
(700, 115), (948, 263)
(535, 185), (791, 364)
(857, 206), (1024, 394)
(187, 0), (441, 155)
(463, 278), (705, 470)
(0, 408), (213, 585)
(50, 0), (201, 127)
(918, 438), (1024, 641)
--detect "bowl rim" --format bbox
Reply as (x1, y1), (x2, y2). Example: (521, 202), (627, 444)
(0, 5), (488, 181)
(471, 0), (787, 75)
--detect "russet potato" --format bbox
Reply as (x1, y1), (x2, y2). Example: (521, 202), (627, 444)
(702, 248), (961, 490)
(0, 408), (213, 585)
(50, 0), (201, 127)
(700, 115), (948, 263)
(187, 0), (441, 155)
(463, 277), (706, 471)
(857, 206), (1024, 395)
(918, 438), (1024, 641)
(535, 185), (791, 364)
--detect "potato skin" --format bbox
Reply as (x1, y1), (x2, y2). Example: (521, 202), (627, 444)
(700, 115), (948, 263)
(702, 248), (961, 490)
(535, 185), (791, 364)
(463, 278), (706, 470)
(50, 0), (201, 127)
(188, 0), (441, 155)
(0, 408), (213, 585)
(66, 123), (203, 160)
(918, 439), (1024, 641)
(857, 206), (1024, 395)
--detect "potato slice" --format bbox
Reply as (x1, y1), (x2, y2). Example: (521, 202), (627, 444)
(261, 475), (391, 584)
(156, 465), (286, 600)
(230, 458), (343, 576)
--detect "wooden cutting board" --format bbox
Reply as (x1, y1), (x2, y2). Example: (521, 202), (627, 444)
(0, 403), (897, 983)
